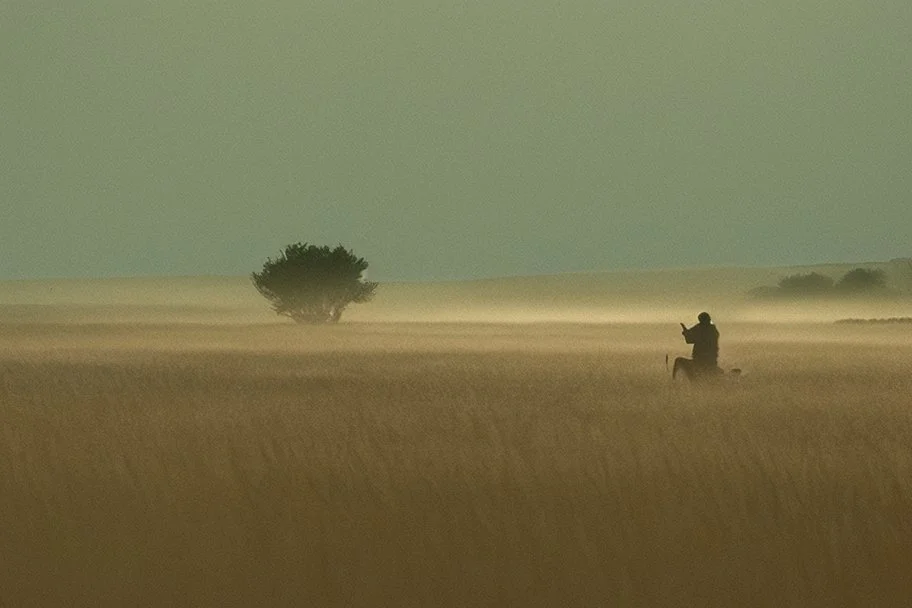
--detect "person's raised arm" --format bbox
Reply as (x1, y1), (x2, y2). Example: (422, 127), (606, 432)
(681, 323), (695, 343)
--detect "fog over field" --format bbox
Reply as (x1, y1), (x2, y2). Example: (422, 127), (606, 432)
(2, 266), (912, 605)
(2, 259), (911, 325)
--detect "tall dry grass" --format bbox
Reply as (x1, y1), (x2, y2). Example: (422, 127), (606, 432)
(2, 321), (911, 606)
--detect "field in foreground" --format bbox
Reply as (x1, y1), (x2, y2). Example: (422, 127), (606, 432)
(2, 320), (912, 606)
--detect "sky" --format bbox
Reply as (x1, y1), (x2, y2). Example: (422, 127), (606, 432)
(3, 1), (911, 281)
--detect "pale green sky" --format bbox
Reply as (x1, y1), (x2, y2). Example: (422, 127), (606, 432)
(3, 1), (910, 280)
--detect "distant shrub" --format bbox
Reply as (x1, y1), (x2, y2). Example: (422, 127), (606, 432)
(749, 267), (892, 299)
(835, 268), (887, 292)
(251, 242), (378, 324)
(776, 272), (834, 294)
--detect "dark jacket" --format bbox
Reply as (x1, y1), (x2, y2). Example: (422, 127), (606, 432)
(683, 322), (719, 366)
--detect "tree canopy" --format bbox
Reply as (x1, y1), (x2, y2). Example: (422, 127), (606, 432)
(777, 272), (835, 294)
(835, 268), (887, 292)
(251, 243), (378, 324)
(750, 267), (892, 299)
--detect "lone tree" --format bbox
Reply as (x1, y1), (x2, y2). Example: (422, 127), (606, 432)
(252, 243), (378, 324)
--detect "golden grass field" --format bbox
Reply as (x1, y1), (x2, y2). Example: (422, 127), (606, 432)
(2, 270), (912, 606)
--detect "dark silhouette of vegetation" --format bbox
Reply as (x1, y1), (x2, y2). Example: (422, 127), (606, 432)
(835, 317), (912, 324)
(777, 272), (834, 294)
(750, 267), (892, 299)
(252, 243), (378, 324)
(835, 268), (886, 292)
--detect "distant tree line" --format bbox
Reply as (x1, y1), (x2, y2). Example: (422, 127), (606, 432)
(749, 268), (889, 298)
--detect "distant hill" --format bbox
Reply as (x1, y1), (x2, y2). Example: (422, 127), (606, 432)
(1, 259), (910, 324)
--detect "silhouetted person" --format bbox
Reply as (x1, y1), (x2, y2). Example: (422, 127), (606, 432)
(673, 312), (721, 380)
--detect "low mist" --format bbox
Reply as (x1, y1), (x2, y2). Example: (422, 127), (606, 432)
(1, 264), (909, 326)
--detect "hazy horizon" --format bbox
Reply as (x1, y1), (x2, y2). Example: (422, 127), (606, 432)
(4, 1), (911, 281)
(2, 260), (909, 327)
